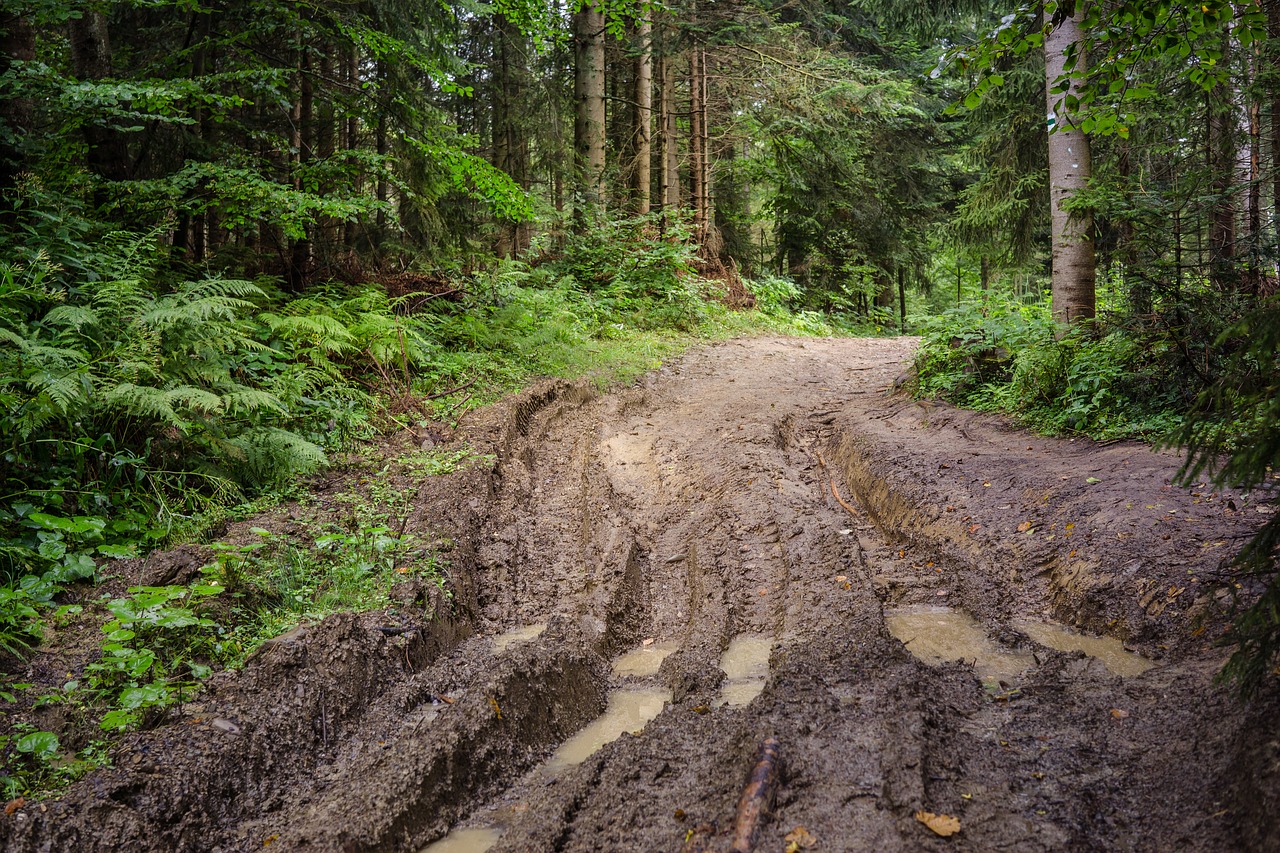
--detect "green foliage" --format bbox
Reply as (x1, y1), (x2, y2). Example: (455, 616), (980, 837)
(915, 290), (1195, 439)
(1177, 298), (1280, 695)
(746, 274), (802, 316)
(0, 584), (45, 660)
(208, 517), (441, 665)
(86, 584), (223, 731)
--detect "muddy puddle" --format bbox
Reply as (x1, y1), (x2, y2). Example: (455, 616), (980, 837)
(715, 635), (773, 706)
(544, 687), (671, 770)
(886, 606), (1033, 685)
(419, 827), (501, 853)
(489, 623), (547, 651)
(611, 639), (679, 678)
(424, 643), (673, 852)
(1014, 619), (1154, 676)
(888, 606), (1156, 683)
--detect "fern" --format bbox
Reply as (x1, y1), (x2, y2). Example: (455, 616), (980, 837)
(220, 427), (327, 488)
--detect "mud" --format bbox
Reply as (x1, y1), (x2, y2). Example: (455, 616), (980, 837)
(3, 336), (1278, 853)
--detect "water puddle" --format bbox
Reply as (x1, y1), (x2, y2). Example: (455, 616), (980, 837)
(489, 623), (547, 652)
(543, 687), (670, 771)
(419, 827), (501, 853)
(886, 606), (1033, 685)
(422, 642), (673, 850)
(611, 640), (679, 678)
(715, 634), (773, 706)
(1014, 620), (1154, 677)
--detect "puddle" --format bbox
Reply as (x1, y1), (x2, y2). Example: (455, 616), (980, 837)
(419, 827), (501, 853)
(489, 623), (547, 652)
(715, 635), (773, 706)
(543, 687), (670, 771)
(1014, 620), (1154, 677)
(612, 640), (680, 678)
(886, 607), (1033, 685)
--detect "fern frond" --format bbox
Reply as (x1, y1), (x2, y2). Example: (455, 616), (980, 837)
(26, 368), (92, 415)
(102, 382), (225, 428)
(179, 278), (265, 301)
(41, 305), (99, 333)
(161, 385), (225, 416)
(141, 295), (255, 329)
(220, 427), (327, 487)
(260, 313), (356, 352)
(221, 387), (286, 417)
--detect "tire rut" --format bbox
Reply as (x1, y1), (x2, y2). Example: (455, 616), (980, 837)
(5, 338), (1276, 853)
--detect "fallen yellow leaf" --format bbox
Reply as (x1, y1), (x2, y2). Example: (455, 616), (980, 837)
(1018, 520), (1033, 533)
(1110, 708), (1129, 719)
(784, 825), (817, 849)
(916, 810), (961, 837)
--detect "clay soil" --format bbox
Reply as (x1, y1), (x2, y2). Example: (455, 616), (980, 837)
(4, 336), (1279, 852)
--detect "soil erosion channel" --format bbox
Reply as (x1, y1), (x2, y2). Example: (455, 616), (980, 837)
(5, 337), (1278, 852)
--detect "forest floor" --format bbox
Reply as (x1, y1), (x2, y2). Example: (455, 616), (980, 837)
(4, 336), (1280, 852)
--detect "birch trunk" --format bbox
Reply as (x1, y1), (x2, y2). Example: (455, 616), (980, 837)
(1044, 2), (1096, 326)
(574, 1), (606, 222)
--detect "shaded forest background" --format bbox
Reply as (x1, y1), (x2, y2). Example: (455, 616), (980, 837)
(1, 0), (1279, 717)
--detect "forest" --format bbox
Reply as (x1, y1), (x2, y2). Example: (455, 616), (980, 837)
(1, 0), (1280, 832)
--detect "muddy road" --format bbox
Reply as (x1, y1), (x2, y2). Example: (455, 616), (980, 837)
(5, 337), (1279, 852)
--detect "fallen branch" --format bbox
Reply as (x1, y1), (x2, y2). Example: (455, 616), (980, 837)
(815, 451), (860, 517)
(731, 737), (782, 853)
(425, 378), (476, 401)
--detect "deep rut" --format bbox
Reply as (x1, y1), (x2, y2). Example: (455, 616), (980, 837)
(4, 337), (1277, 853)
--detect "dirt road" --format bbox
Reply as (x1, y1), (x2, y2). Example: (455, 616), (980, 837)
(5, 336), (1278, 852)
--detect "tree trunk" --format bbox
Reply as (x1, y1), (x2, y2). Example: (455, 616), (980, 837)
(493, 15), (514, 257)
(70, 10), (130, 186)
(574, 1), (606, 223)
(659, 41), (680, 213)
(897, 267), (907, 333)
(690, 45), (708, 244)
(1270, 0), (1280, 274)
(1044, 2), (1096, 326)
(344, 45), (360, 249)
(0, 13), (35, 206)
(288, 46), (314, 291)
(631, 12), (653, 214)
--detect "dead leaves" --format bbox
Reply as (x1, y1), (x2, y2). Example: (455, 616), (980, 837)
(785, 825), (817, 851)
(915, 810), (962, 837)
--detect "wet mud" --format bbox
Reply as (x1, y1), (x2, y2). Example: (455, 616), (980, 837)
(3, 337), (1278, 852)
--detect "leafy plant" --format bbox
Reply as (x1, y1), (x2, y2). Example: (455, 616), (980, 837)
(83, 584), (223, 731)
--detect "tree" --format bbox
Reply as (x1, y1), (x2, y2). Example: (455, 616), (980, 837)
(1043, 0), (1096, 325)
(574, 0), (607, 221)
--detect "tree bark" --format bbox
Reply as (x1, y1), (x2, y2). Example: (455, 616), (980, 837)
(493, 15), (514, 257)
(574, 1), (606, 223)
(631, 12), (653, 214)
(690, 45), (708, 243)
(659, 40), (680, 213)
(1270, 0), (1280, 270)
(1043, 2), (1096, 326)
(70, 9), (130, 186)
(897, 266), (907, 333)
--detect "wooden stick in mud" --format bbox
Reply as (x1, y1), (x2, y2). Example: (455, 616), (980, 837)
(730, 736), (782, 853)
(815, 450), (860, 516)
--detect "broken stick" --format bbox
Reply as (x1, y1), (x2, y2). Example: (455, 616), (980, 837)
(730, 736), (782, 853)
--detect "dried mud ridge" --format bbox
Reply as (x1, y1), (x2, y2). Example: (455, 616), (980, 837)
(5, 337), (1279, 852)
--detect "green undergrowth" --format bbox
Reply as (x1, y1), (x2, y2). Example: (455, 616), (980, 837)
(915, 281), (1280, 697)
(911, 285), (1239, 440)
(0, 212), (849, 796)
